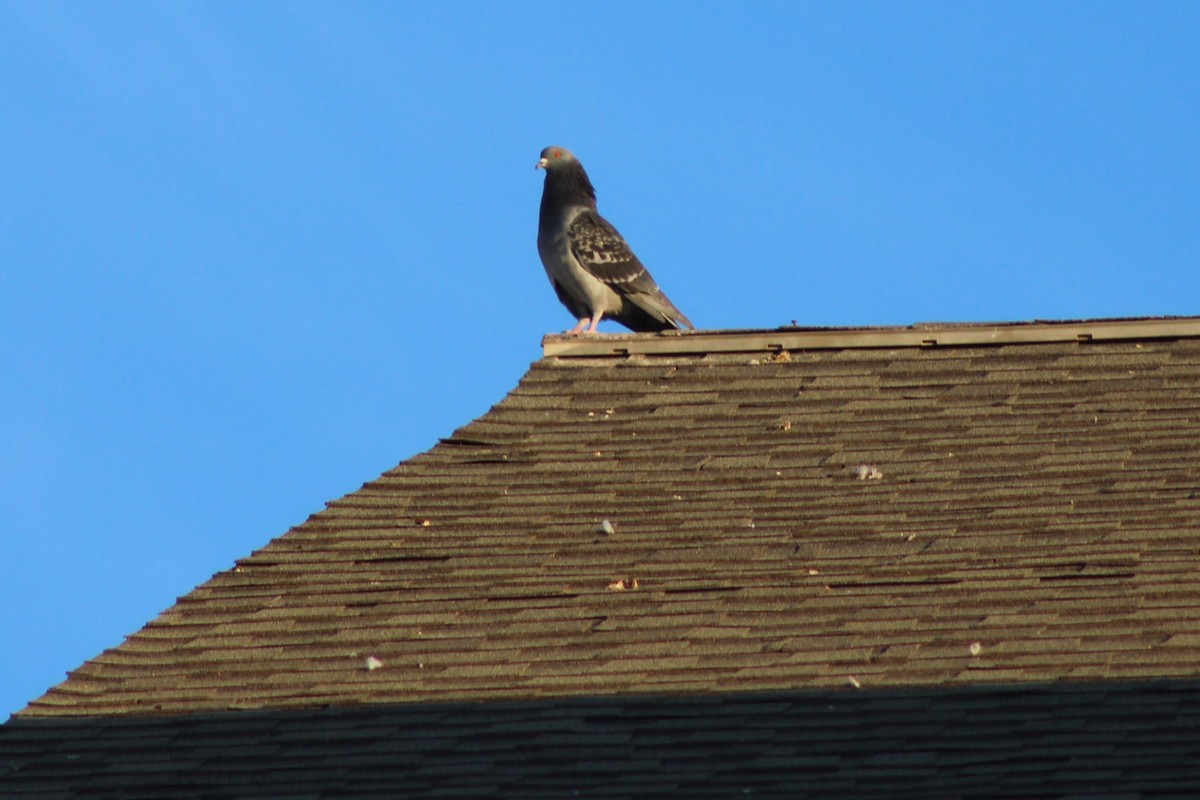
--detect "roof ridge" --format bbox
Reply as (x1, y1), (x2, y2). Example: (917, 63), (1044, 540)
(542, 315), (1200, 357)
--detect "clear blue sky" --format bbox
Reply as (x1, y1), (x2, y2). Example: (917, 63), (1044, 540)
(2, 2), (1197, 718)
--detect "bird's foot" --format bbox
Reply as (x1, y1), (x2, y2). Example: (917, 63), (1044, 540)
(564, 317), (603, 336)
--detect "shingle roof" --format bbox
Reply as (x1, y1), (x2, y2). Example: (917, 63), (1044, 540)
(5, 316), (1200, 797)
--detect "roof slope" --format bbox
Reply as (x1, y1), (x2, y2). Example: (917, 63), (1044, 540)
(20, 317), (1200, 717)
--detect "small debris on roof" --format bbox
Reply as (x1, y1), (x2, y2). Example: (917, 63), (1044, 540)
(846, 675), (862, 689)
(363, 656), (384, 672)
(853, 464), (884, 480)
(599, 519), (615, 535)
(969, 642), (983, 657)
(606, 578), (639, 591)
(750, 350), (794, 366)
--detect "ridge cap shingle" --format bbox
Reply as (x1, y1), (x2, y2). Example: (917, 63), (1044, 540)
(542, 314), (1200, 357)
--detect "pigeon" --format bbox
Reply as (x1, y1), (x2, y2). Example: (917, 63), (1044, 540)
(536, 146), (693, 334)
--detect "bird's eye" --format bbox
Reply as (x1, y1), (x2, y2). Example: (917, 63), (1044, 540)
(553, 150), (562, 158)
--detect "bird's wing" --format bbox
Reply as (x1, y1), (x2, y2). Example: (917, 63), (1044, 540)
(566, 210), (660, 294)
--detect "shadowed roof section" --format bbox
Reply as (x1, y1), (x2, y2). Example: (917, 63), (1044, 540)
(18, 316), (1200, 717)
(5, 683), (1199, 798)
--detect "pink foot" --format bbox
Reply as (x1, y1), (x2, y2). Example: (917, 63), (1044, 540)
(565, 316), (602, 336)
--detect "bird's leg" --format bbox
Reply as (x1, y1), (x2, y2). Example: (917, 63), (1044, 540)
(565, 315), (604, 336)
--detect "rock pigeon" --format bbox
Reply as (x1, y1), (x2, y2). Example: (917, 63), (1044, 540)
(536, 146), (693, 334)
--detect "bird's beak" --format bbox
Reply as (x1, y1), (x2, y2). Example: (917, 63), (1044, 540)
(535, 157), (548, 170)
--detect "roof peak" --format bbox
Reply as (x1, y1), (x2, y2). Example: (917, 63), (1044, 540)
(542, 315), (1200, 357)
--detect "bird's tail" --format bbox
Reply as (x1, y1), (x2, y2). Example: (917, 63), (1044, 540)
(619, 291), (694, 332)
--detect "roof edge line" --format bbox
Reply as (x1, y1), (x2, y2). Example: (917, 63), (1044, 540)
(541, 316), (1200, 357)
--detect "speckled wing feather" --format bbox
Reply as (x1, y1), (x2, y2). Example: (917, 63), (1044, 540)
(566, 210), (659, 293)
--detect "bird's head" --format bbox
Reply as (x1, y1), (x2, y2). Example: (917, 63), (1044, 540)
(536, 146), (578, 171)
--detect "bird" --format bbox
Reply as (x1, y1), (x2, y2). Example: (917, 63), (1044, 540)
(536, 146), (693, 334)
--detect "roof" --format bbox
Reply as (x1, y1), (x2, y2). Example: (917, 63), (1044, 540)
(5, 315), (1200, 797)
(21, 315), (1200, 716)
